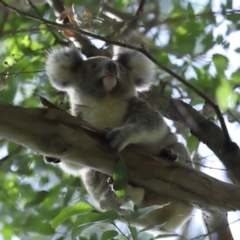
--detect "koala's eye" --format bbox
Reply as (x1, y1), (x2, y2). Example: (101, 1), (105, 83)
(89, 62), (97, 69)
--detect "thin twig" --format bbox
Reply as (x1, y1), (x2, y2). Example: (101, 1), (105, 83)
(135, 0), (146, 16)
(1, 70), (44, 75)
(191, 161), (228, 171)
(26, 0), (43, 19)
(111, 222), (131, 240)
(27, 0), (61, 42)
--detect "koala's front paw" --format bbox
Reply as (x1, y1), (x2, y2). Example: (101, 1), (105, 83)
(126, 185), (145, 205)
(44, 156), (61, 164)
(158, 148), (178, 161)
(106, 128), (129, 152)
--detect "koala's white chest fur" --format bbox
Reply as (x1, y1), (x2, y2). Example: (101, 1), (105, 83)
(77, 95), (129, 128)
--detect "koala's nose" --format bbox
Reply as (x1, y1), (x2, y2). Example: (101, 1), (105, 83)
(105, 61), (117, 75)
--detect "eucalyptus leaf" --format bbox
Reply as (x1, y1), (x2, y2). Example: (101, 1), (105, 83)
(51, 202), (94, 229)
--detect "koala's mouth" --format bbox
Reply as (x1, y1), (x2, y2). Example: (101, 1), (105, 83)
(102, 76), (118, 92)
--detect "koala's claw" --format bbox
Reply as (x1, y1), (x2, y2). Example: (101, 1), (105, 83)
(158, 148), (178, 161)
(107, 176), (115, 191)
(106, 128), (128, 152)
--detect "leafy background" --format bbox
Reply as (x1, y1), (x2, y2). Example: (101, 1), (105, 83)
(0, 0), (240, 239)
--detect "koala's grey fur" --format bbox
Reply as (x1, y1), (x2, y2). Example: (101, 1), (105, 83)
(45, 46), (193, 233)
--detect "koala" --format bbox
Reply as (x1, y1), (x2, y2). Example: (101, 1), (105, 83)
(45, 46), (193, 233)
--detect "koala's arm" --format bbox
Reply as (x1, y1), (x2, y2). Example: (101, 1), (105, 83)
(45, 47), (83, 91)
(114, 48), (155, 91)
(107, 97), (169, 152)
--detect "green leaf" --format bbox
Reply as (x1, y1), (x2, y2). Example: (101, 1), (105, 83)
(120, 201), (135, 211)
(112, 154), (128, 197)
(231, 69), (240, 84)
(212, 54), (229, 74)
(134, 204), (169, 219)
(26, 222), (55, 235)
(187, 3), (194, 14)
(25, 190), (49, 207)
(216, 35), (224, 44)
(71, 210), (119, 239)
(51, 202), (94, 229)
(127, 226), (138, 240)
(40, 24), (48, 34)
(24, 215), (55, 235)
(101, 230), (119, 240)
(187, 135), (199, 152)
(7, 142), (20, 153)
(21, 35), (31, 48)
(176, 26), (187, 35)
(154, 233), (179, 239)
(215, 79), (232, 109)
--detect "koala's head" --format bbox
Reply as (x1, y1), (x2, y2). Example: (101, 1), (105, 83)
(46, 47), (155, 103)
(74, 55), (137, 100)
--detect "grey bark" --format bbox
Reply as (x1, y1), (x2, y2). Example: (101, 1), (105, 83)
(0, 101), (240, 216)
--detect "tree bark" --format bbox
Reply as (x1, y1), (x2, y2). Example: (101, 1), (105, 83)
(0, 100), (240, 215)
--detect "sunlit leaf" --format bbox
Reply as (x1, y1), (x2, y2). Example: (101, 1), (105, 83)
(215, 79), (232, 109)
(112, 154), (128, 197)
(212, 54), (229, 74)
(231, 69), (240, 84)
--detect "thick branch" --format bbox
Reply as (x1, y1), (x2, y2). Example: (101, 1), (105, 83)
(0, 101), (240, 214)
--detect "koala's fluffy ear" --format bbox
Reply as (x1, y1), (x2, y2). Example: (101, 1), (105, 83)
(113, 47), (155, 91)
(45, 47), (84, 91)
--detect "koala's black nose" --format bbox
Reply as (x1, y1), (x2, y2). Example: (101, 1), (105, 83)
(105, 61), (117, 74)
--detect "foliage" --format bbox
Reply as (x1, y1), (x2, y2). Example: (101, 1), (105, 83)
(0, 0), (240, 239)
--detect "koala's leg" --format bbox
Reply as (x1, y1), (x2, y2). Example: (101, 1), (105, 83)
(81, 170), (145, 213)
(99, 184), (145, 212)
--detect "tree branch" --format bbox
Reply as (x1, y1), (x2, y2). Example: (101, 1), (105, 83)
(0, 100), (240, 214)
